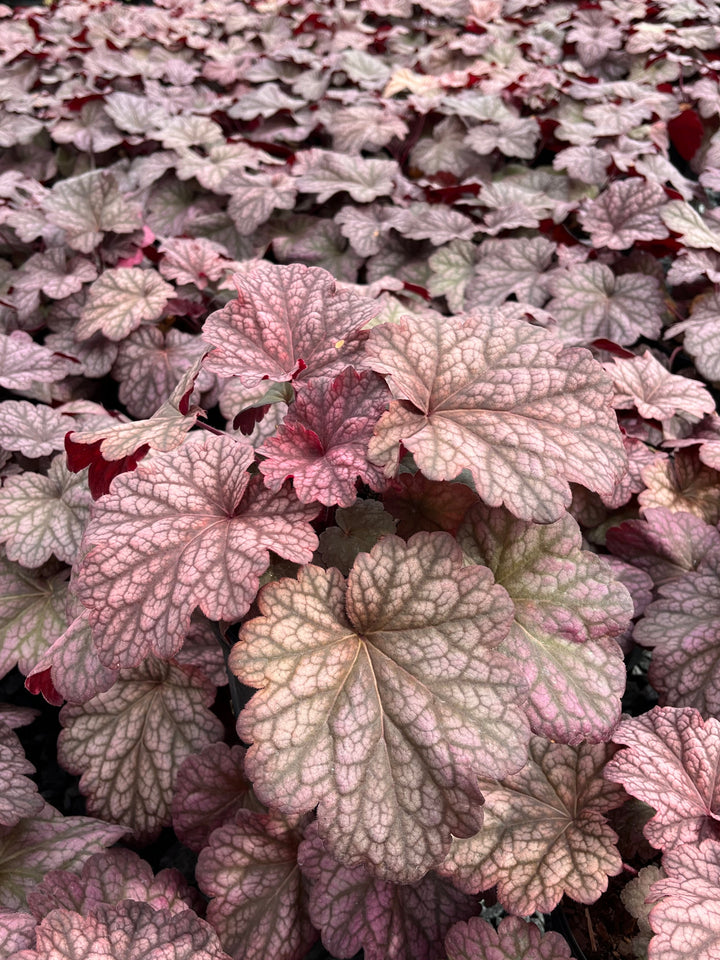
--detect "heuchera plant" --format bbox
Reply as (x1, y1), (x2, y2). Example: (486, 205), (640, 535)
(2, 0), (720, 958)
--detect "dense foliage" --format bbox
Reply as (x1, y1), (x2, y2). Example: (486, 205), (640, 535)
(2, 0), (720, 958)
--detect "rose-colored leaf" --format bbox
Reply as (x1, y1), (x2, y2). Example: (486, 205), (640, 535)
(665, 290), (720, 383)
(202, 262), (378, 387)
(294, 149), (398, 204)
(45, 170), (142, 253)
(197, 809), (316, 960)
(639, 449), (720, 524)
(366, 310), (626, 523)
(316, 499), (397, 576)
(468, 236), (555, 308)
(76, 267), (174, 342)
(444, 915), (572, 960)
(76, 434), (318, 669)
(578, 178), (669, 250)
(458, 503), (631, 743)
(172, 743), (264, 852)
(58, 658), (223, 842)
(605, 707), (720, 851)
(297, 821), (477, 960)
(0, 722), (43, 827)
(387, 203), (477, 246)
(438, 737), (623, 915)
(17, 901), (230, 960)
(0, 811), (127, 910)
(0, 332), (75, 392)
(661, 199), (720, 252)
(381, 474), (478, 539)
(0, 401), (74, 458)
(608, 352), (715, 421)
(259, 369), (389, 507)
(230, 533), (529, 882)
(226, 170), (297, 235)
(52, 102), (124, 153)
(13, 248), (97, 300)
(0, 910), (35, 955)
(0, 457), (91, 568)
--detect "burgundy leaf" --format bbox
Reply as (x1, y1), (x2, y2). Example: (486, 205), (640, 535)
(75, 434), (318, 669)
(444, 916), (572, 960)
(230, 533), (529, 882)
(65, 434), (150, 501)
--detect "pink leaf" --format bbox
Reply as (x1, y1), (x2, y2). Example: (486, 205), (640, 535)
(444, 916), (572, 960)
(294, 149), (399, 203)
(259, 369), (389, 507)
(608, 351), (716, 421)
(201, 262), (379, 387)
(196, 809), (317, 960)
(0, 331), (76, 392)
(45, 170), (143, 253)
(58, 658), (223, 842)
(158, 237), (231, 289)
(297, 821), (477, 960)
(0, 722), (44, 827)
(386, 203), (477, 245)
(75, 434), (318, 669)
(0, 911), (35, 955)
(0, 401), (75, 458)
(578, 178), (669, 250)
(366, 309), (626, 523)
(76, 267), (175, 342)
(230, 532), (529, 882)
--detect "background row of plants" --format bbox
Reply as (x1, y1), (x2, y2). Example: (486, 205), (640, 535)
(2, 0), (720, 958)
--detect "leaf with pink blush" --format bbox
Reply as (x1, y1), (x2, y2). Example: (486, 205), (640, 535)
(467, 236), (555, 308)
(172, 743), (264, 852)
(661, 199), (720, 253)
(76, 267), (175, 342)
(51, 101), (124, 153)
(334, 205), (394, 257)
(172, 614), (227, 688)
(294, 149), (399, 204)
(196, 809), (316, 960)
(465, 116), (540, 159)
(324, 101), (409, 154)
(607, 351), (715, 421)
(458, 503), (630, 743)
(316, 500), (397, 576)
(0, 401), (75, 457)
(13, 248), (97, 300)
(0, 911), (35, 954)
(639, 449), (720, 524)
(0, 706), (38, 730)
(0, 554), (68, 681)
(297, 821), (477, 960)
(112, 327), (212, 420)
(201, 262), (379, 387)
(226, 170), (298, 235)
(437, 737), (623, 915)
(444, 916), (572, 960)
(230, 533), (529, 883)
(0, 722), (43, 827)
(0, 331), (77, 392)
(665, 289), (720, 383)
(45, 170), (143, 253)
(386, 203), (477, 246)
(0, 457), (91, 568)
(0, 811), (127, 911)
(75, 434), (318, 669)
(381, 474), (478, 539)
(605, 508), (720, 586)
(546, 263), (664, 345)
(16, 901), (230, 960)
(157, 237), (229, 290)
(427, 240), (476, 313)
(605, 707), (720, 851)
(27, 848), (201, 920)
(58, 657), (223, 842)
(601, 434), (666, 510)
(646, 838), (720, 960)
(578, 178), (669, 250)
(366, 310), (626, 524)
(258, 369), (389, 507)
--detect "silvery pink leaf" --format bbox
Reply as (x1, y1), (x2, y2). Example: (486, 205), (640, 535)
(0, 401), (74, 457)
(316, 499), (397, 576)
(45, 314), (119, 381)
(387, 203), (476, 245)
(27, 847), (200, 920)
(157, 237), (229, 289)
(620, 864), (663, 957)
(0, 331), (76, 392)
(553, 145), (611, 183)
(51, 102), (124, 153)
(325, 101), (408, 154)
(13, 248), (97, 300)
(202, 262), (378, 387)
(479, 168), (574, 222)
(76, 267), (174, 341)
(458, 503), (630, 743)
(172, 743), (264, 852)
(226, 170), (297, 236)
(467, 236), (555, 308)
(75, 434), (318, 669)
(103, 91), (170, 135)
(366, 310), (626, 524)
(667, 248), (720, 285)
(669, 415), (720, 472)
(15, 901), (230, 960)
(578, 179), (669, 249)
(409, 116), (478, 177)
(465, 116), (539, 159)
(112, 327), (211, 420)
(0, 722), (43, 827)
(334, 205), (393, 257)
(661, 199), (720, 253)
(437, 737), (623, 915)
(0, 812), (127, 911)
(606, 507), (720, 586)
(177, 142), (270, 192)
(0, 706), (37, 730)
(0, 553), (67, 680)
(665, 290), (720, 382)
(58, 658), (223, 842)
(381, 473), (478, 540)
(294, 149), (399, 204)
(269, 215), (364, 283)
(258, 369), (389, 507)
(633, 552), (720, 715)
(639, 449), (720, 524)
(646, 838), (720, 960)
(156, 115), (224, 151)
(444, 915), (572, 960)
(607, 351), (715, 421)
(228, 82), (306, 120)
(0, 457), (91, 568)
(45, 170), (143, 253)
(298, 821), (476, 960)
(197, 810), (316, 960)
(546, 263), (664, 345)
(605, 707), (720, 850)
(427, 240), (476, 313)
(601, 434), (666, 510)
(0, 911), (35, 955)
(172, 614), (227, 688)
(230, 533), (529, 883)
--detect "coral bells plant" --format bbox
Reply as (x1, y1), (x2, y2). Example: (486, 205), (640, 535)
(4, 0), (720, 959)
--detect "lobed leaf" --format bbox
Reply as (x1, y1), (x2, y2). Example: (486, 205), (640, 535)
(316, 499), (397, 576)
(76, 267), (175, 342)
(444, 915), (572, 960)
(607, 351), (715, 422)
(578, 178), (669, 250)
(0, 401), (75, 458)
(0, 332), (76, 392)
(0, 722), (43, 828)
(45, 170), (142, 253)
